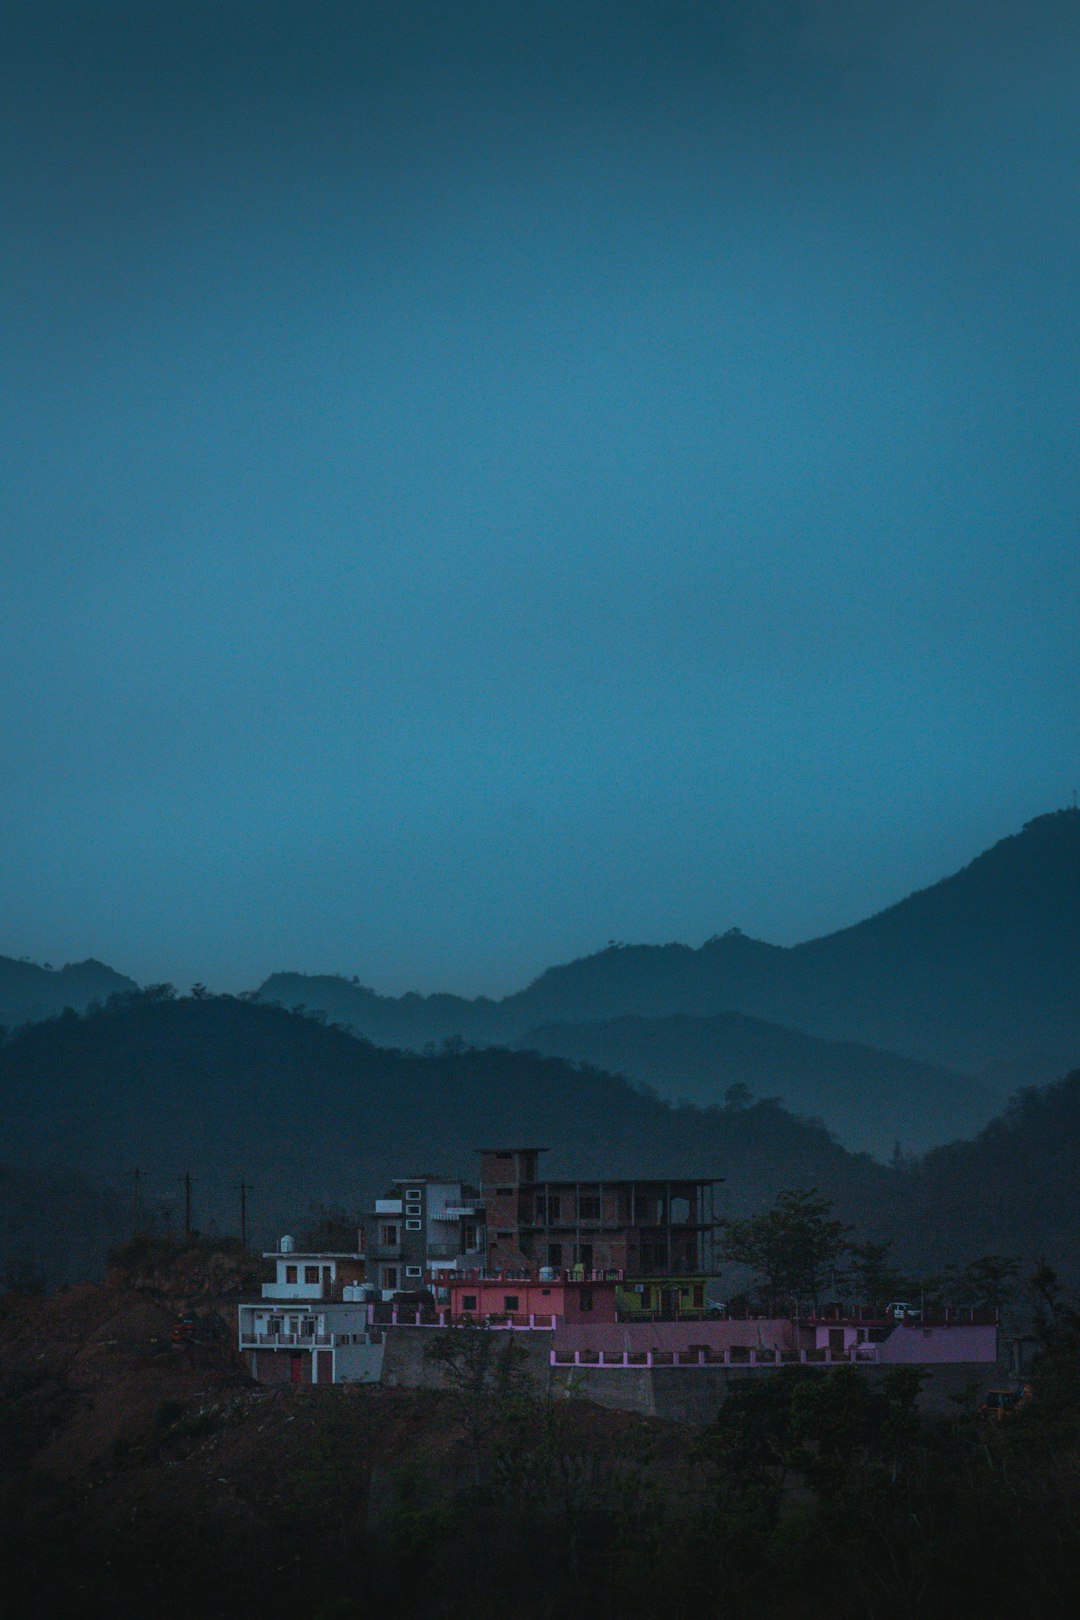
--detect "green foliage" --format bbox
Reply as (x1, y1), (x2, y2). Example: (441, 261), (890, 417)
(844, 1238), (908, 1306)
(423, 1324), (531, 1482)
(719, 1188), (851, 1301)
(956, 1253), (1020, 1310)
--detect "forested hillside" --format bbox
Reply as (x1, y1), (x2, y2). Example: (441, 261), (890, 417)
(3, 991), (1080, 1292)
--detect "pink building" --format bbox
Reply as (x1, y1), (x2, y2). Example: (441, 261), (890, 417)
(447, 1274), (618, 1326)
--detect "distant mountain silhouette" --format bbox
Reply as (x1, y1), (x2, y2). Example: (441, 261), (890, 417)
(0, 956), (137, 1031)
(260, 810), (1080, 1134)
(515, 1013), (998, 1158)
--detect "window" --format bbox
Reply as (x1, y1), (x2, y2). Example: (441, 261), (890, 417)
(406, 1188), (421, 1199)
(383, 1267), (398, 1289)
(304, 1266), (319, 1284)
(406, 1218), (422, 1230)
(495, 1186), (514, 1196)
(405, 1265), (422, 1278)
(537, 1195), (561, 1222)
(381, 1224), (398, 1245)
(692, 1284), (705, 1308)
(269, 1317), (282, 1334)
(463, 1294), (478, 1312)
(285, 1265), (297, 1284)
(578, 1196), (601, 1220)
(580, 1288), (593, 1312)
(301, 1319), (314, 1337)
(548, 1243), (563, 1268)
(463, 1224), (478, 1249)
(504, 1295), (519, 1312)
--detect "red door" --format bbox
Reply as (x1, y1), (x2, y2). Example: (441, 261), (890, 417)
(290, 1353), (303, 1385)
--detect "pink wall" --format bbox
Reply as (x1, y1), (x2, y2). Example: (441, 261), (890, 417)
(449, 1279), (617, 1323)
(555, 1319), (794, 1356)
(878, 1324), (997, 1364)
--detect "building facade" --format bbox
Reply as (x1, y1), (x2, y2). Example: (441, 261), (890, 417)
(478, 1147), (720, 1276)
(361, 1174), (486, 1297)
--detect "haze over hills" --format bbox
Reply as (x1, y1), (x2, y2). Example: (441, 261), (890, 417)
(515, 1013), (997, 1159)
(0, 956), (137, 1031)
(3, 810), (1077, 1165)
(259, 810), (1080, 1139)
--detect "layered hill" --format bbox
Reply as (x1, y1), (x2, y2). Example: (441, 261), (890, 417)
(0, 992), (885, 1285)
(0, 955), (137, 1031)
(260, 810), (1080, 1141)
(4, 993), (1080, 1290)
(516, 1013), (997, 1158)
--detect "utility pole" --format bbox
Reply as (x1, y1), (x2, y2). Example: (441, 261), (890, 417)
(234, 1180), (253, 1249)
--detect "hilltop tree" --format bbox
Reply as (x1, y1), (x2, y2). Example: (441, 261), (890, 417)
(719, 1189), (851, 1304)
(844, 1239), (907, 1308)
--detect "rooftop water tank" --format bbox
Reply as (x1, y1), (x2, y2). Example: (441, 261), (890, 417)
(539, 1266), (557, 1282)
(280, 1235), (295, 1253)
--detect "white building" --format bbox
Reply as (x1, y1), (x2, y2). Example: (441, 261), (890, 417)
(260, 1234), (363, 1301)
(238, 1298), (384, 1385)
(239, 1234), (383, 1386)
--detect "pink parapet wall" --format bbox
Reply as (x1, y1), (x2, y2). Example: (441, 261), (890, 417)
(877, 1323), (998, 1364)
(555, 1320), (795, 1357)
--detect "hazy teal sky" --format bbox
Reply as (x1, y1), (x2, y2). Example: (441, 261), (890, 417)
(2, 1), (1078, 995)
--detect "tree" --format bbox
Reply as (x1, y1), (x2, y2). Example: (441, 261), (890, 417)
(845, 1239), (907, 1308)
(423, 1324), (531, 1483)
(956, 1254), (1020, 1312)
(718, 1188), (850, 1304)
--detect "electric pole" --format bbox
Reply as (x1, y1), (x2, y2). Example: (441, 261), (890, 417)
(235, 1180), (253, 1249)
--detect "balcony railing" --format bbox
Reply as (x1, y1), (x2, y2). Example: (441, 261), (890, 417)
(240, 1331), (333, 1348)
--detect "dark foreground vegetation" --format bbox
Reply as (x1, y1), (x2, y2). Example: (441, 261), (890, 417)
(3, 1245), (1080, 1618)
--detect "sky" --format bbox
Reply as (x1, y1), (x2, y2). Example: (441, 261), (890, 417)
(2, 1), (1078, 997)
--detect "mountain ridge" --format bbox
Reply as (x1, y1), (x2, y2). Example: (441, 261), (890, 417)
(259, 808), (1080, 1073)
